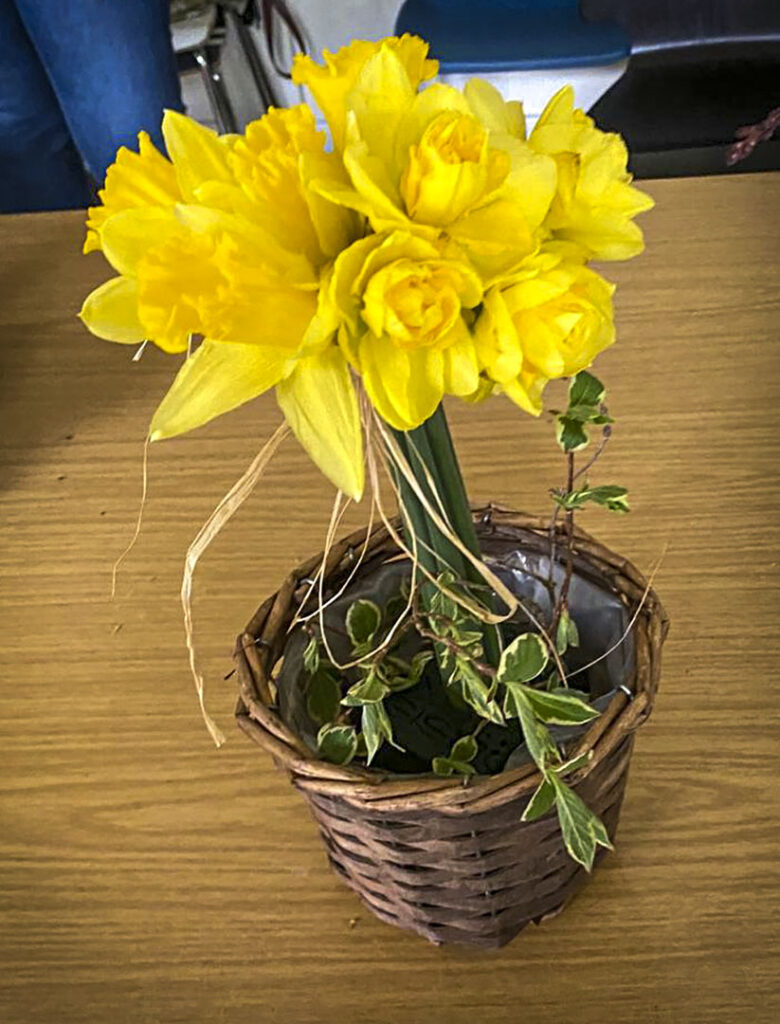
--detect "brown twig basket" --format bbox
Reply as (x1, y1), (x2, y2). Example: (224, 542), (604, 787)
(235, 507), (669, 948)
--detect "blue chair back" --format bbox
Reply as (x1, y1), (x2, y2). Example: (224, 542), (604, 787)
(395, 0), (630, 72)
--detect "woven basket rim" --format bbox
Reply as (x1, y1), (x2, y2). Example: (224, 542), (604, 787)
(234, 505), (669, 814)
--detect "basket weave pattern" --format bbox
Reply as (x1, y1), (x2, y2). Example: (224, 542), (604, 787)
(235, 508), (668, 948)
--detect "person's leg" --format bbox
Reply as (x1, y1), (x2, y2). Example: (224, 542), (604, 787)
(13, 0), (183, 186)
(0, 0), (92, 213)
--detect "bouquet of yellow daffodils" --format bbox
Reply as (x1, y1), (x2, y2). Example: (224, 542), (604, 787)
(80, 34), (650, 500)
(80, 35), (653, 869)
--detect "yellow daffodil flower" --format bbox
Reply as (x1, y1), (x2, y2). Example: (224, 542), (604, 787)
(298, 41), (556, 280)
(475, 249), (615, 414)
(529, 86), (654, 260)
(80, 35), (653, 502)
(292, 34), (438, 152)
(80, 107), (364, 499)
(330, 231), (483, 430)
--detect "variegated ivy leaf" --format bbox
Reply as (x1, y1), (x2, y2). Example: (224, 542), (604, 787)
(503, 685), (556, 769)
(554, 484), (629, 514)
(521, 686), (599, 726)
(341, 671), (389, 706)
(549, 773), (613, 871)
(384, 593), (408, 625)
(432, 756), (476, 777)
(302, 634), (320, 675)
(345, 599), (382, 650)
(569, 370), (605, 408)
(521, 776), (556, 822)
(498, 633), (548, 685)
(361, 700), (399, 765)
(556, 610), (580, 654)
(555, 371), (613, 452)
(451, 735), (478, 763)
(317, 723), (358, 766)
(456, 658), (504, 724)
(306, 665), (341, 725)
(553, 749), (594, 776)
(556, 415), (590, 453)
(386, 650), (433, 693)
(432, 734), (478, 777)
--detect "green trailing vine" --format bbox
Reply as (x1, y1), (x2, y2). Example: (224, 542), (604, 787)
(305, 371), (629, 872)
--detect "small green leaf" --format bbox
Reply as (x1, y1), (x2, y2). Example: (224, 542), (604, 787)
(522, 776), (556, 821)
(556, 415), (589, 453)
(550, 685), (590, 702)
(553, 749), (594, 776)
(564, 403), (600, 424)
(566, 614), (580, 648)
(361, 700), (398, 765)
(384, 594), (408, 625)
(317, 723), (358, 766)
(432, 756), (476, 777)
(557, 484), (629, 514)
(503, 685), (555, 769)
(550, 775), (613, 870)
(450, 735), (478, 764)
(302, 635), (320, 675)
(345, 599), (382, 648)
(590, 814), (615, 851)
(556, 613), (570, 655)
(385, 649), (430, 694)
(498, 633), (549, 684)
(456, 659), (505, 724)
(409, 649), (433, 681)
(430, 573), (458, 621)
(522, 686), (600, 725)
(306, 666), (341, 725)
(555, 612), (579, 654)
(342, 672), (390, 706)
(584, 485), (630, 513)
(569, 370), (605, 408)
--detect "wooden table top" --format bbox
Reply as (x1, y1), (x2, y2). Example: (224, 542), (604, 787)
(1, 173), (779, 1024)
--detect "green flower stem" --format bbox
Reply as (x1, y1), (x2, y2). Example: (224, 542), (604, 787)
(390, 403), (501, 668)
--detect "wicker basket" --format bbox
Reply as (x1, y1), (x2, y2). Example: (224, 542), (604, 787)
(235, 507), (669, 948)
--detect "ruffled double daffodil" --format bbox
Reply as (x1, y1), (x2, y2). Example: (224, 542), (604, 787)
(328, 231), (483, 430)
(528, 86), (654, 260)
(79, 106), (366, 500)
(293, 35), (557, 281)
(475, 246), (616, 415)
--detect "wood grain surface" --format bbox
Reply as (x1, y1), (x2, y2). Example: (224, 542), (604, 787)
(1, 174), (779, 1024)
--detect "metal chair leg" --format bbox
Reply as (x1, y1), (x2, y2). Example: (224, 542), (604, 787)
(225, 8), (280, 112)
(194, 48), (238, 133)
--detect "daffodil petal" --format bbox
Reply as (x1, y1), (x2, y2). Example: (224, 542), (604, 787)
(464, 78), (525, 139)
(503, 371), (548, 416)
(276, 346), (364, 500)
(442, 320), (480, 397)
(149, 340), (287, 441)
(394, 82), (471, 162)
(162, 109), (234, 201)
(100, 207), (178, 277)
(533, 86), (575, 131)
(474, 286), (523, 383)
(299, 150), (363, 260)
(360, 333), (443, 431)
(78, 276), (145, 344)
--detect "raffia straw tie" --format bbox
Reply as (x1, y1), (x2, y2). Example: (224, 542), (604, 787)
(111, 434), (150, 599)
(182, 423), (290, 747)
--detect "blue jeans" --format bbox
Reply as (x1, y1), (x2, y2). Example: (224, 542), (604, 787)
(0, 0), (182, 212)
